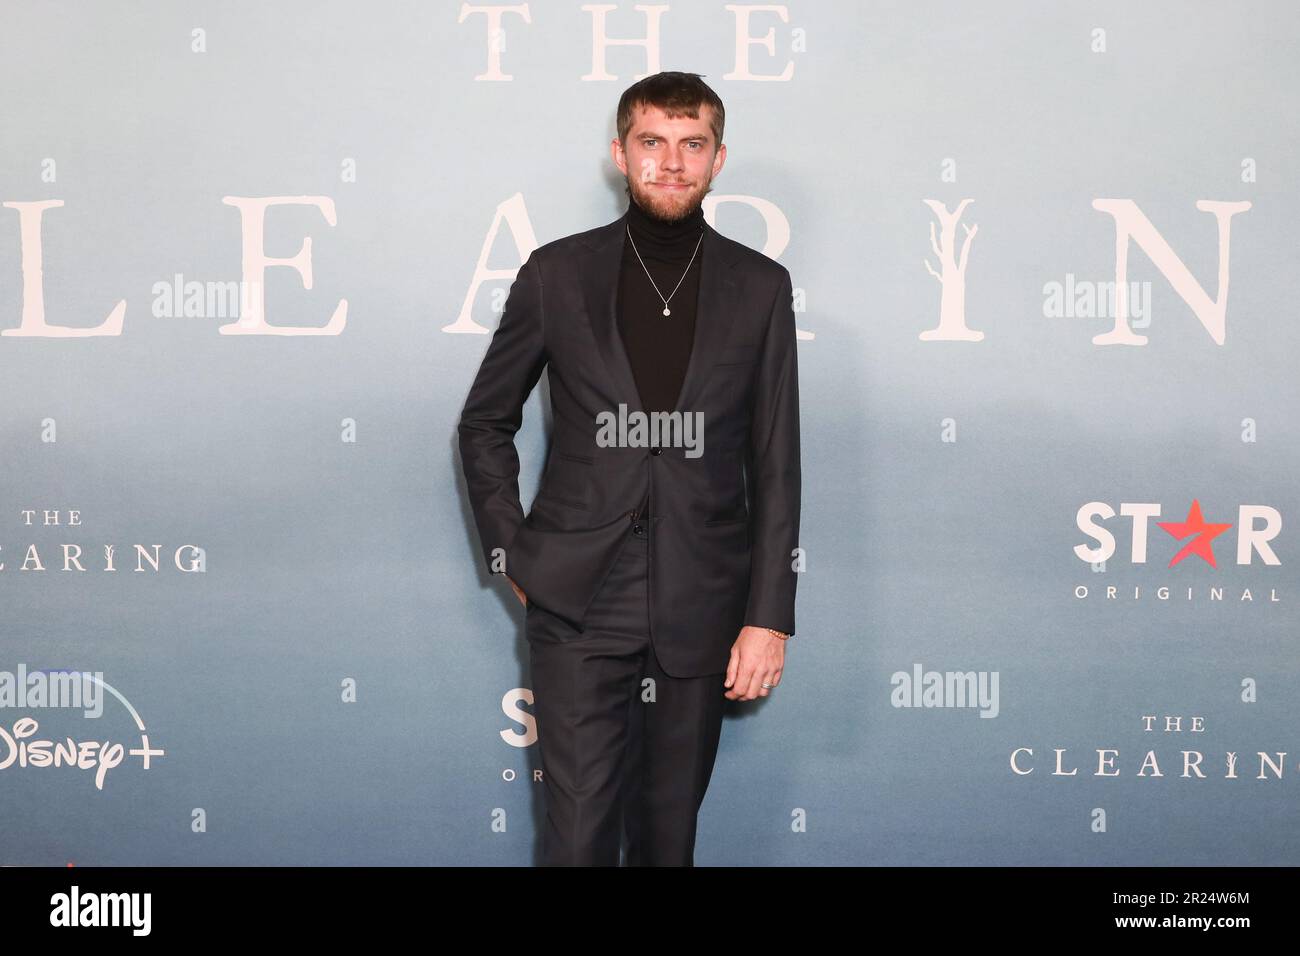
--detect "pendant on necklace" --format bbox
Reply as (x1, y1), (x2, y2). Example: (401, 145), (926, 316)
(662, 307), (671, 316)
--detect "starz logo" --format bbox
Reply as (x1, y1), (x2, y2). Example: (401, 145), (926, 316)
(1074, 499), (1281, 567)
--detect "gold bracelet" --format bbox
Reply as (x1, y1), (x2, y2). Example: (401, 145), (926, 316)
(765, 627), (790, 640)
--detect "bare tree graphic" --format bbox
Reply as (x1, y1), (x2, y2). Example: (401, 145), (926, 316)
(922, 199), (982, 341)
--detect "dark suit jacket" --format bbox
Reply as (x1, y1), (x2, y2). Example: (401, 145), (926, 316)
(457, 209), (800, 677)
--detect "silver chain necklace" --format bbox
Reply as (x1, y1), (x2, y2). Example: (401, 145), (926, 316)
(626, 223), (704, 316)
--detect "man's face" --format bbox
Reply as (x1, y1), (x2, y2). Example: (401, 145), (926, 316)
(612, 103), (726, 223)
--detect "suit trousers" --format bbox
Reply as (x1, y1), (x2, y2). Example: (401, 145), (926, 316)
(525, 520), (727, 866)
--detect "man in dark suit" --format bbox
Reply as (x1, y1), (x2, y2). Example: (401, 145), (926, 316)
(458, 72), (800, 865)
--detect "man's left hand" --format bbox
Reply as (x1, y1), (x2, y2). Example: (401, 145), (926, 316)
(724, 626), (786, 701)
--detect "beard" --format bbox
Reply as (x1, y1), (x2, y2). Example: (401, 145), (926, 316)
(625, 174), (711, 224)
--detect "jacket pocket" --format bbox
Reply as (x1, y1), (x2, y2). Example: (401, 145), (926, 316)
(535, 492), (589, 512)
(703, 513), (749, 527)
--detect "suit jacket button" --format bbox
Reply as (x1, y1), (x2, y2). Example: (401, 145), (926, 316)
(632, 523), (645, 536)
(651, 447), (663, 456)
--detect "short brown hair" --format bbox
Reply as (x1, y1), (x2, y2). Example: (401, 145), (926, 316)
(616, 71), (725, 150)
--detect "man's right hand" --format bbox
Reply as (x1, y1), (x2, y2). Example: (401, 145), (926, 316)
(505, 574), (527, 608)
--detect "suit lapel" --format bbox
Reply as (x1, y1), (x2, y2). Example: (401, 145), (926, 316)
(580, 209), (739, 416)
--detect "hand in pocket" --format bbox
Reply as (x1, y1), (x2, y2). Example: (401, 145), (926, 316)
(505, 574), (527, 608)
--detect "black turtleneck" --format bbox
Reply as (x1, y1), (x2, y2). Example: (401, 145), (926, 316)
(617, 192), (706, 518)
(617, 192), (705, 415)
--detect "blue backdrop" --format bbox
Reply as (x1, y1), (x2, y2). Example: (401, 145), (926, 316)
(0, 0), (1294, 865)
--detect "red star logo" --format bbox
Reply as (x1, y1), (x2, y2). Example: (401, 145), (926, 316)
(1157, 499), (1233, 568)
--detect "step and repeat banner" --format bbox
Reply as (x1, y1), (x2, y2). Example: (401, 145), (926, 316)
(1, 1), (1294, 866)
